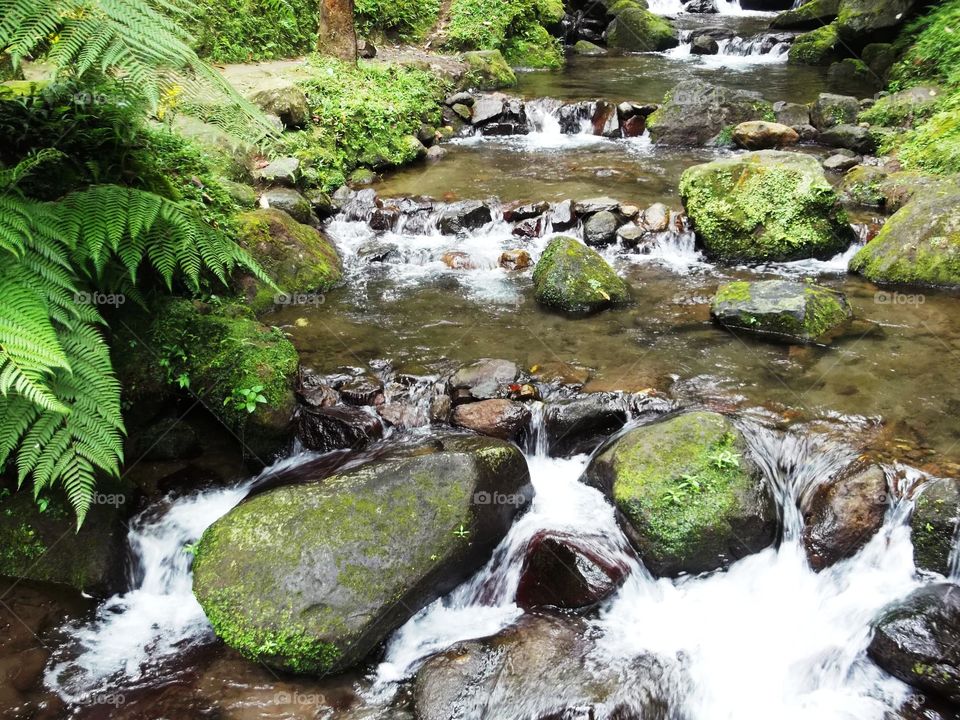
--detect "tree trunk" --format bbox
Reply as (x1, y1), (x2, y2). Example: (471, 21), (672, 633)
(318, 0), (358, 62)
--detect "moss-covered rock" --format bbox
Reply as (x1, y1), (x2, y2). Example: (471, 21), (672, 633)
(605, 7), (679, 52)
(849, 189), (960, 287)
(573, 40), (606, 56)
(460, 50), (518, 90)
(503, 24), (564, 68)
(647, 80), (773, 146)
(837, 164), (889, 208)
(584, 411), (777, 576)
(770, 0), (839, 30)
(876, 171), (950, 213)
(193, 435), (532, 674)
(679, 150), (852, 262)
(532, 236), (631, 315)
(249, 85), (310, 129)
(711, 280), (853, 343)
(836, 0), (916, 44)
(788, 23), (842, 66)
(859, 86), (943, 128)
(235, 209), (342, 314)
(908, 478), (960, 576)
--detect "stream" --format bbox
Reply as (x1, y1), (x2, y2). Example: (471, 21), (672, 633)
(26, 7), (960, 720)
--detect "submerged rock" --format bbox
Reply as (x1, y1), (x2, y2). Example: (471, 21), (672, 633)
(711, 280), (853, 344)
(193, 436), (532, 675)
(584, 411), (777, 577)
(648, 80), (772, 146)
(909, 477), (960, 576)
(868, 584), (960, 705)
(802, 462), (888, 570)
(680, 150), (851, 263)
(849, 189), (960, 288)
(573, 40), (606, 56)
(533, 236), (631, 315)
(733, 120), (800, 150)
(451, 399), (531, 440)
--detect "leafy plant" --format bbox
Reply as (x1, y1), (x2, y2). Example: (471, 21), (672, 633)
(224, 385), (268, 414)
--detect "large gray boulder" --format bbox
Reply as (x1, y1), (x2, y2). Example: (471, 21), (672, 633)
(837, 0), (916, 44)
(647, 80), (773, 146)
(193, 436), (532, 674)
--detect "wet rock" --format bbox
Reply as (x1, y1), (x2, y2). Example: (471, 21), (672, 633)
(249, 85), (309, 129)
(446, 91), (475, 107)
(438, 200), (493, 234)
(770, 0), (839, 30)
(349, 167), (379, 186)
(573, 196), (619, 216)
(503, 200), (550, 222)
(681, 151), (852, 262)
(194, 436), (532, 675)
(823, 153), (862, 172)
(499, 249), (533, 270)
(356, 240), (400, 263)
(584, 411), (777, 577)
(516, 532), (628, 609)
(619, 203), (640, 220)
(837, 0), (916, 44)
(623, 114), (647, 136)
(733, 120), (800, 150)
(773, 100), (811, 128)
(550, 199), (577, 231)
(297, 405), (383, 452)
(811, 93), (860, 130)
(471, 95), (507, 126)
(583, 210), (621, 246)
(606, 6), (680, 51)
(573, 39), (606, 55)
(802, 462), (888, 570)
(849, 189), (960, 288)
(298, 374), (339, 408)
(413, 615), (673, 720)
(450, 358), (520, 402)
(837, 164), (889, 207)
(909, 477), (960, 576)
(648, 80), (772, 146)
(618, 223), (655, 250)
(451, 399), (531, 440)
(369, 206), (400, 232)
(339, 376), (384, 406)
(425, 145), (447, 162)
(818, 124), (877, 154)
(461, 50), (517, 91)
(640, 202), (671, 233)
(440, 251), (478, 270)
(685, 0), (718, 12)
(592, 100), (620, 137)
(533, 236), (631, 315)
(788, 24), (842, 66)
(529, 361), (591, 389)
(868, 584), (960, 705)
(430, 394), (453, 424)
(251, 156), (299, 186)
(691, 35), (720, 54)
(512, 216), (546, 238)
(259, 187), (313, 224)
(877, 171), (949, 213)
(377, 401), (429, 429)
(451, 102), (472, 120)
(711, 280), (853, 343)
(543, 393), (631, 456)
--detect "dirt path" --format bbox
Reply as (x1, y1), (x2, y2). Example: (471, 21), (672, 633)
(425, 0), (455, 49)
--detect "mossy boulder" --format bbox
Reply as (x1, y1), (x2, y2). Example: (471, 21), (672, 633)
(532, 236), (631, 315)
(584, 411), (777, 576)
(573, 40), (606, 56)
(788, 23), (841, 66)
(770, 0), (839, 30)
(837, 165), (889, 208)
(908, 477), (959, 576)
(679, 150), (852, 263)
(849, 189), (960, 288)
(860, 86), (943, 128)
(711, 280), (853, 343)
(460, 50), (517, 91)
(193, 435), (532, 674)
(235, 209), (342, 314)
(836, 0), (916, 44)
(876, 171), (950, 213)
(605, 7), (679, 52)
(249, 85), (310, 129)
(647, 80), (773, 146)
(503, 24), (564, 69)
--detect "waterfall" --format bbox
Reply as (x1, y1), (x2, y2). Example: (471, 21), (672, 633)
(647, 0), (766, 15)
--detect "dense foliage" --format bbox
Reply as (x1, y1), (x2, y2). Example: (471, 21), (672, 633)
(188, 0), (318, 63)
(446, 0), (565, 68)
(354, 0), (442, 41)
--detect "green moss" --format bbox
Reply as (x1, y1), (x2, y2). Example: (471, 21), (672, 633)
(712, 280), (851, 341)
(714, 281), (752, 305)
(606, 7), (678, 52)
(837, 165), (888, 208)
(503, 24), (564, 69)
(770, 0), (839, 29)
(788, 23), (841, 66)
(446, 0), (564, 67)
(461, 50), (519, 90)
(533, 236), (631, 314)
(354, 0), (443, 41)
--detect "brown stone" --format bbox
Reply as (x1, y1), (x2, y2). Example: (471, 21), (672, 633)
(451, 399), (531, 440)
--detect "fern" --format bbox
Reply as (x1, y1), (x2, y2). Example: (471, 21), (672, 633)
(0, 0), (276, 142)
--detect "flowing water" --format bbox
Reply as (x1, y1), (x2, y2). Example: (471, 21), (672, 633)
(20, 11), (960, 720)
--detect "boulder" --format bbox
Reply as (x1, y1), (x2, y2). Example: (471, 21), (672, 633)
(258, 187), (312, 224)
(818, 124), (876, 153)
(451, 399), (531, 440)
(583, 411), (777, 576)
(685, 0), (718, 12)
(679, 150), (852, 262)
(249, 85), (310, 129)
(770, 0), (840, 30)
(503, 200), (550, 222)
(573, 196), (620, 216)
(251, 156), (300, 186)
(543, 393), (632, 456)
(641, 202), (671, 232)
(606, 7), (680, 52)
(849, 189), (960, 288)
(773, 100), (811, 128)
(733, 120), (800, 150)
(711, 280), (853, 343)
(788, 23), (842, 66)
(648, 80), (772, 146)
(235, 209), (342, 313)
(909, 477), (960, 576)
(413, 615), (672, 720)
(691, 35), (720, 55)
(823, 153), (862, 172)
(193, 436), (532, 674)
(550, 199), (577, 230)
(573, 40), (606, 56)
(533, 236), (631, 315)
(583, 210), (621, 246)
(802, 462), (888, 570)
(836, 0), (916, 44)
(811, 93), (860, 130)
(837, 164), (888, 207)
(516, 532), (628, 610)
(438, 200), (493, 234)
(868, 584), (960, 705)
(297, 404), (384, 452)
(461, 50), (517, 91)
(877, 171), (950, 213)
(862, 86), (943, 128)
(450, 358), (520, 402)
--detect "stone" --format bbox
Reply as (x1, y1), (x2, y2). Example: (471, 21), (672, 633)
(836, 0), (916, 44)
(573, 40), (606, 55)
(297, 404), (383, 452)
(802, 462), (888, 570)
(837, 164), (889, 207)
(356, 240), (399, 262)
(543, 393), (631, 456)
(533, 236), (631, 315)
(641, 202), (671, 232)
(811, 93), (860, 130)
(711, 280), (853, 343)
(732, 120), (800, 150)
(583, 411), (777, 577)
(908, 477), (960, 576)
(499, 249), (532, 270)
(358, 38), (377, 58)
(788, 23), (842, 66)
(249, 85), (310, 129)
(863, 86), (943, 128)
(606, 7), (680, 51)
(258, 188), (312, 224)
(193, 436), (532, 674)
(425, 145), (447, 162)
(450, 358), (519, 402)
(348, 167), (378, 186)
(573, 196), (620, 216)
(440, 251), (477, 270)
(583, 210), (620, 246)
(461, 50), (517, 91)
(503, 200), (550, 222)
(648, 80), (772, 146)
(818, 124), (877, 153)
(823, 153), (862, 172)
(691, 35), (720, 55)
(451, 399), (531, 440)
(591, 100), (620, 137)
(770, 0), (840, 30)
(511, 217), (545, 237)
(773, 100), (811, 128)
(438, 200), (493, 234)
(685, 0), (718, 12)
(251, 156), (299, 186)
(850, 189), (960, 288)
(680, 150), (852, 262)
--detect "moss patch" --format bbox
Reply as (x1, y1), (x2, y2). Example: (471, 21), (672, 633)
(606, 6), (679, 52)
(533, 236), (631, 315)
(446, 0), (564, 69)
(788, 23), (841, 66)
